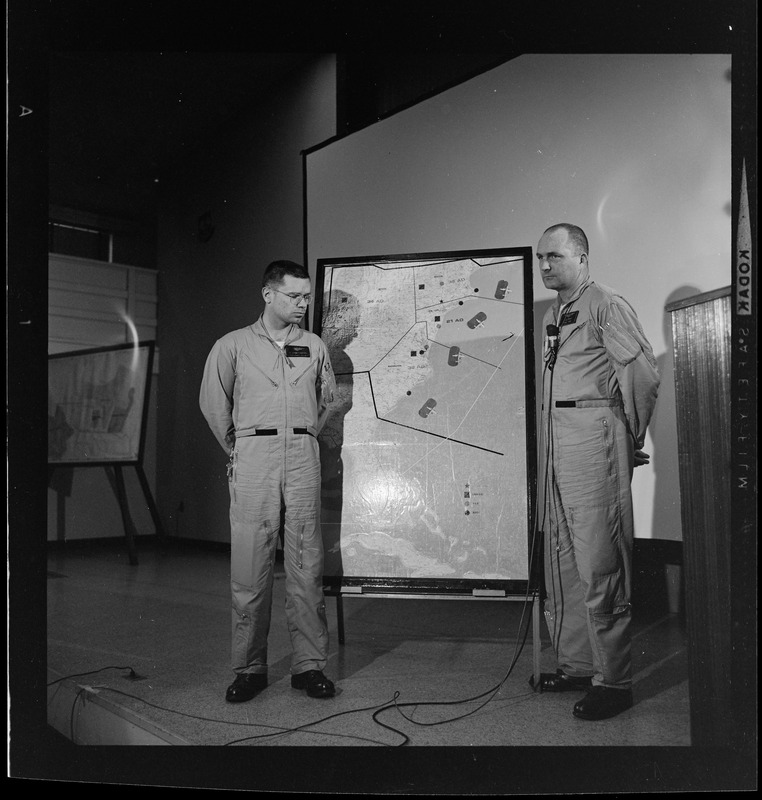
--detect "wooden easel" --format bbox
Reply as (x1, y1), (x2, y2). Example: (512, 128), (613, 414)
(49, 463), (166, 566)
(48, 341), (161, 565)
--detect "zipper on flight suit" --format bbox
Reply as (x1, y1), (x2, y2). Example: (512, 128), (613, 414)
(246, 360), (279, 387)
(276, 342), (299, 566)
(290, 359), (317, 387)
(276, 346), (313, 570)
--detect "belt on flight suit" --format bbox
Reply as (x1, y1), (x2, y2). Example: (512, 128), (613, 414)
(542, 398), (623, 409)
(554, 399), (622, 408)
(251, 428), (315, 437)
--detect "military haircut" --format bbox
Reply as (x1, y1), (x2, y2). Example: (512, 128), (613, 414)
(263, 260), (310, 288)
(544, 223), (589, 257)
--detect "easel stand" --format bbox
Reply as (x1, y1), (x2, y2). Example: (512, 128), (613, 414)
(103, 463), (167, 565)
(49, 463), (167, 566)
(326, 587), (542, 688)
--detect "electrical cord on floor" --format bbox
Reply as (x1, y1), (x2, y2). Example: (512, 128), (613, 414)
(104, 685), (404, 746)
(47, 665), (141, 686)
(49, 594), (537, 747)
(219, 695), (407, 746)
(49, 669), (402, 746)
(222, 591), (535, 746)
(50, 583), (539, 747)
(47, 666), (139, 745)
(70, 686), (88, 743)
(370, 574), (538, 740)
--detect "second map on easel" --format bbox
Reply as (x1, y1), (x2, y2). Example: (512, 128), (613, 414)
(314, 247), (535, 592)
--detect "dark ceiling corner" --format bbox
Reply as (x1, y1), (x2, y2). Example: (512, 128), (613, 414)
(48, 51), (317, 219)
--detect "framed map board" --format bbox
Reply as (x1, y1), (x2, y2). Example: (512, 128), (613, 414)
(48, 342), (155, 466)
(314, 248), (536, 595)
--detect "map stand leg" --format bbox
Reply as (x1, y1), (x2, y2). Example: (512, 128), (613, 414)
(105, 465), (139, 566)
(532, 593), (541, 690)
(336, 595), (345, 645)
(135, 463), (168, 545)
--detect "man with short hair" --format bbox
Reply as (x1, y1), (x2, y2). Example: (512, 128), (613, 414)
(531, 224), (659, 720)
(200, 260), (337, 702)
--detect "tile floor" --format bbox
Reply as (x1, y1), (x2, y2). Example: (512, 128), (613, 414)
(39, 536), (715, 791)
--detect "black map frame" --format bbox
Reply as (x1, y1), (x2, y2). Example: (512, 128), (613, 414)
(314, 247), (537, 596)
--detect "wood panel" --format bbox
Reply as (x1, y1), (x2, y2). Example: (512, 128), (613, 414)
(47, 253), (160, 543)
(48, 253), (157, 362)
(668, 286), (731, 747)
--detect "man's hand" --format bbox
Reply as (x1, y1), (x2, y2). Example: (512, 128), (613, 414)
(634, 449), (650, 467)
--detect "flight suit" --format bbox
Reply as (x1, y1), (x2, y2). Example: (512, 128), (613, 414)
(539, 279), (659, 689)
(199, 317), (335, 676)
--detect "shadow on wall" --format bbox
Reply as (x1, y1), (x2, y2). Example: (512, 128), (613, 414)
(532, 296), (555, 450)
(318, 289), (361, 580)
(532, 295), (554, 583)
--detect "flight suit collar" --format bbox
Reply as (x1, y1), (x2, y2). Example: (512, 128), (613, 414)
(251, 315), (304, 346)
(251, 316), (305, 368)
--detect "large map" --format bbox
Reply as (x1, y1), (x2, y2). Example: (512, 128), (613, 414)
(316, 252), (532, 585)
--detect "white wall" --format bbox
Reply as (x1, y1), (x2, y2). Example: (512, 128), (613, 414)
(156, 55), (337, 543)
(306, 54), (732, 541)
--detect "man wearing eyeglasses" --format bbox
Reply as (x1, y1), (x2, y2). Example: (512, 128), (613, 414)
(200, 260), (337, 703)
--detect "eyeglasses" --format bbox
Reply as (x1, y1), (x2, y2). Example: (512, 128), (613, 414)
(270, 288), (312, 305)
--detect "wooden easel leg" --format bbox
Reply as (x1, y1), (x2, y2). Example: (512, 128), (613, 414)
(135, 463), (168, 544)
(56, 489), (67, 542)
(49, 466), (70, 542)
(105, 465), (139, 565)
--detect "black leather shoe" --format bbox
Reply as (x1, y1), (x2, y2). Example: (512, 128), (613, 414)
(225, 673), (268, 703)
(291, 669), (335, 698)
(573, 686), (633, 720)
(529, 669), (593, 692)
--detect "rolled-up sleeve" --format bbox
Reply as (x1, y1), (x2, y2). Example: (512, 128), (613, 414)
(199, 337), (237, 453)
(599, 300), (660, 448)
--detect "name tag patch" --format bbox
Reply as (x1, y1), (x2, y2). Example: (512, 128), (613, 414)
(560, 310), (579, 326)
(285, 345), (311, 358)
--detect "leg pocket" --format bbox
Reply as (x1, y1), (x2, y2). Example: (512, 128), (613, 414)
(569, 504), (628, 610)
(555, 416), (618, 508)
(230, 515), (279, 587)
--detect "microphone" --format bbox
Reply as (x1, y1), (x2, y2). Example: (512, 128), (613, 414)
(546, 324), (559, 369)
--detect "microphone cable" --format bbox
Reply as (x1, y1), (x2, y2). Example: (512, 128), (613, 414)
(375, 319), (566, 734)
(373, 481), (548, 737)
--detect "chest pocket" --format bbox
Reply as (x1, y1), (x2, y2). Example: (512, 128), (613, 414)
(234, 351), (279, 423)
(290, 358), (318, 387)
(558, 321), (587, 351)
